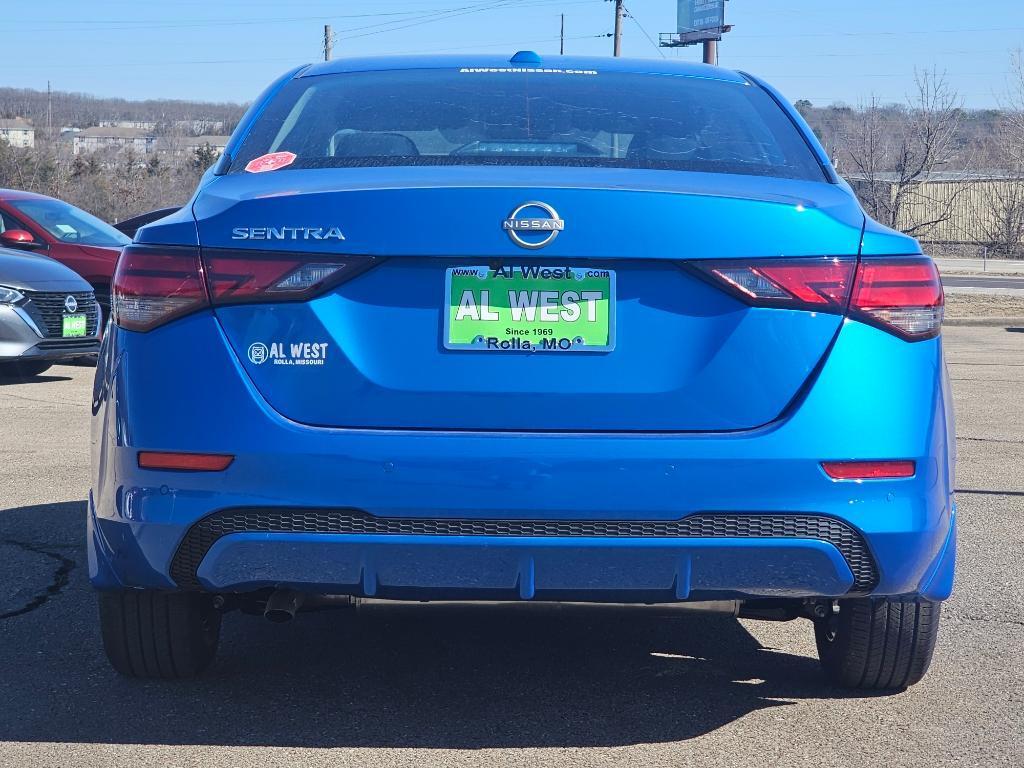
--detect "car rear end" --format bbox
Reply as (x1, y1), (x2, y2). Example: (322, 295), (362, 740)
(89, 57), (955, 688)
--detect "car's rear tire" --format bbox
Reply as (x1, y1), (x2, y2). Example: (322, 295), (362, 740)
(0, 361), (53, 379)
(99, 590), (222, 678)
(814, 597), (940, 690)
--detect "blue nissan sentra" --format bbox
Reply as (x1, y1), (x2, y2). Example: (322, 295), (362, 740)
(90, 54), (955, 688)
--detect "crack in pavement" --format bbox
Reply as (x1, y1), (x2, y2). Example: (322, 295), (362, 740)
(0, 391), (82, 407)
(957, 436), (1024, 444)
(946, 361), (1024, 367)
(955, 488), (1024, 497)
(0, 540), (76, 620)
(945, 615), (1024, 628)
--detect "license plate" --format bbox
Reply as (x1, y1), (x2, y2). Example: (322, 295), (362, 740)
(62, 314), (87, 337)
(445, 265), (615, 352)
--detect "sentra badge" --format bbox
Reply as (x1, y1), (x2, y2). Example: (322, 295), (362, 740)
(231, 227), (346, 241)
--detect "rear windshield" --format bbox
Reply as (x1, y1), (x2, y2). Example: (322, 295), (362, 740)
(230, 68), (826, 182)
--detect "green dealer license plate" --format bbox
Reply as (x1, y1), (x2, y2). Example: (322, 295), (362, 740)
(62, 314), (87, 337)
(445, 265), (615, 352)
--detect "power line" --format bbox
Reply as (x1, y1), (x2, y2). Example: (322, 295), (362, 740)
(11, 0), (592, 34)
(0, 33), (615, 71)
(732, 25), (1024, 39)
(622, 6), (664, 58)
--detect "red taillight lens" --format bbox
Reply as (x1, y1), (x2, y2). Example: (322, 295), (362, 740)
(112, 246), (209, 332)
(112, 246), (376, 331)
(691, 255), (943, 341)
(691, 257), (856, 312)
(204, 250), (375, 305)
(138, 451), (234, 471)
(822, 460), (916, 480)
(848, 257), (943, 340)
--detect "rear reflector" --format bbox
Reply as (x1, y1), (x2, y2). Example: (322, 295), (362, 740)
(821, 460), (915, 480)
(138, 451), (234, 471)
(112, 245), (375, 332)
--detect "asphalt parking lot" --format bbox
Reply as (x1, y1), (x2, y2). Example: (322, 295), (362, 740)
(1, 325), (1022, 768)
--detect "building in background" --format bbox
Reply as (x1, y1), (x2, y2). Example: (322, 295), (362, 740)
(73, 126), (157, 155)
(0, 118), (35, 148)
(174, 120), (226, 135)
(182, 135), (230, 157)
(97, 120), (158, 131)
(154, 134), (230, 159)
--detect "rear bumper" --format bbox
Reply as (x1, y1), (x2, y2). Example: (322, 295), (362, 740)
(89, 313), (957, 602)
(88, 499), (955, 601)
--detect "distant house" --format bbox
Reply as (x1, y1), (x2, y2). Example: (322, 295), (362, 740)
(174, 119), (226, 135)
(0, 118), (35, 148)
(157, 134), (230, 159)
(184, 135), (230, 156)
(97, 119), (157, 131)
(73, 126), (157, 155)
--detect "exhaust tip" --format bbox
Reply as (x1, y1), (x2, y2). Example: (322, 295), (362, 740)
(263, 589), (304, 623)
(264, 608), (295, 624)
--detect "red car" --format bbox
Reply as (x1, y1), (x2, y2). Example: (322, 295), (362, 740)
(0, 189), (130, 314)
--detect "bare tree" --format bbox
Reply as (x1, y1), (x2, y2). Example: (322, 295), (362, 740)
(975, 51), (1024, 257)
(845, 69), (968, 236)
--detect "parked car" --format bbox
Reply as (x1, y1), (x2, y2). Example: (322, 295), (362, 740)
(91, 54), (954, 689)
(0, 189), (130, 316)
(0, 245), (102, 378)
(114, 207), (180, 239)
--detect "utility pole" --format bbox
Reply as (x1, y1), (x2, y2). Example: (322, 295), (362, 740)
(560, 13), (565, 55)
(703, 39), (717, 65)
(324, 24), (333, 61)
(46, 81), (52, 140)
(612, 0), (624, 56)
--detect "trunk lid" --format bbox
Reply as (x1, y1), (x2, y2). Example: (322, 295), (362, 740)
(194, 167), (863, 431)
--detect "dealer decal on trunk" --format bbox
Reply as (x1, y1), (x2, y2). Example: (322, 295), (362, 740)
(248, 342), (329, 366)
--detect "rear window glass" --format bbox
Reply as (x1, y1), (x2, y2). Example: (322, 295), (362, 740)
(8, 198), (129, 248)
(230, 68), (826, 182)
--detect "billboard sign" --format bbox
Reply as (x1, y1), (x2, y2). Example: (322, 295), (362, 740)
(678, 0), (725, 33)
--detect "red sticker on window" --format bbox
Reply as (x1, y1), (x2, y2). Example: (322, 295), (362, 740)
(244, 151), (297, 173)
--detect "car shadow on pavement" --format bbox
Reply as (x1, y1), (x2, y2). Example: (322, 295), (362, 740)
(0, 374), (73, 385)
(0, 501), (891, 749)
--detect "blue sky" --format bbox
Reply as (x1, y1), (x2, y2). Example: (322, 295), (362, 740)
(2, 0), (1021, 108)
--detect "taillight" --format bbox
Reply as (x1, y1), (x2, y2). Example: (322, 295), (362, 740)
(204, 249), (375, 305)
(112, 245), (375, 332)
(112, 245), (209, 332)
(690, 255), (943, 341)
(690, 257), (856, 313)
(848, 257), (943, 340)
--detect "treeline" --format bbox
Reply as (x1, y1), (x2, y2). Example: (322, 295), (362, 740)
(799, 102), (1005, 174)
(0, 142), (216, 223)
(0, 85), (245, 222)
(0, 85), (246, 135)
